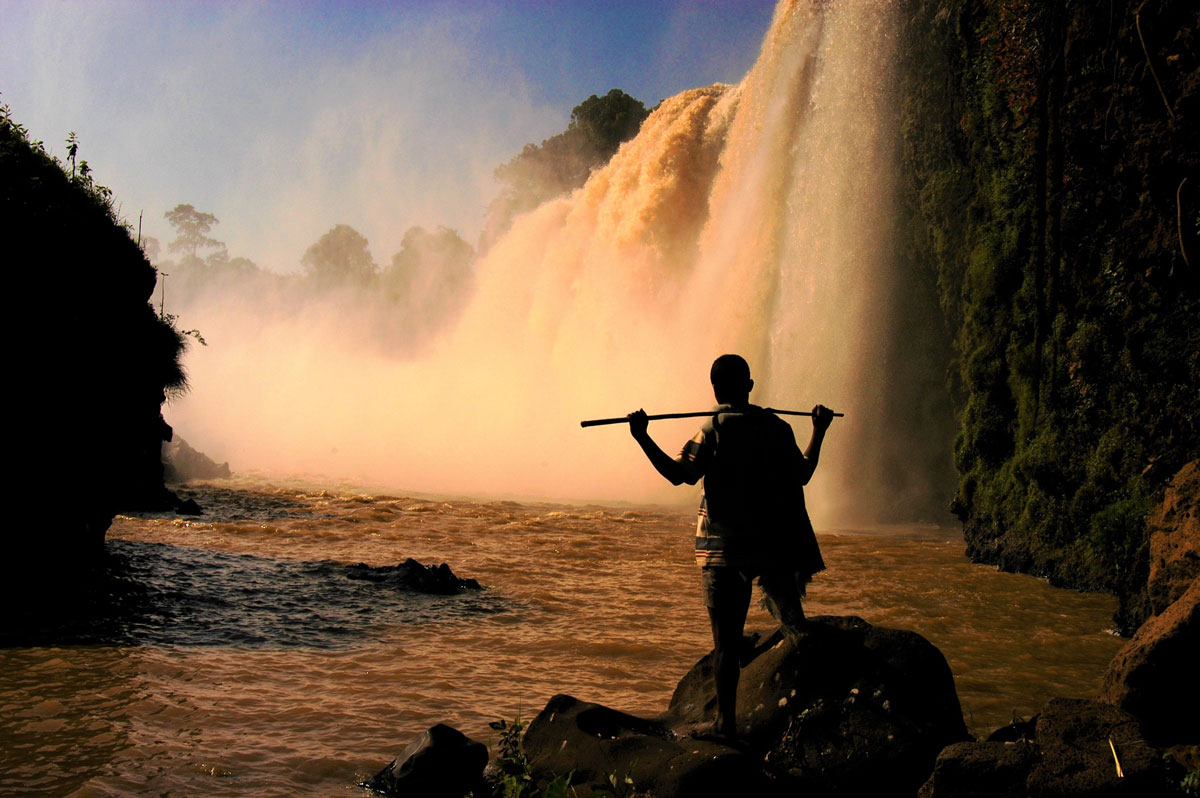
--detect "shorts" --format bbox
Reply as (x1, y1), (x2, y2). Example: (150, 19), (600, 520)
(701, 565), (753, 613)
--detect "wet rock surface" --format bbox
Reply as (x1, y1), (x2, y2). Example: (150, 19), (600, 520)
(345, 558), (482, 594)
(363, 723), (488, 798)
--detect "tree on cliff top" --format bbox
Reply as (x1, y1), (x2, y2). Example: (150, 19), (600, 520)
(164, 203), (226, 262)
(481, 88), (650, 249)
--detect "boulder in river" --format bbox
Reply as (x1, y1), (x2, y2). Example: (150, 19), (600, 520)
(518, 616), (969, 798)
(363, 723), (488, 798)
(666, 616), (970, 797)
(344, 558), (482, 594)
(919, 698), (1177, 797)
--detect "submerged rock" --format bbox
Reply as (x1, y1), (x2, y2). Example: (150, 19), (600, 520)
(344, 558), (482, 594)
(919, 698), (1176, 797)
(363, 723), (487, 798)
(1100, 576), (1200, 745)
(667, 616), (970, 797)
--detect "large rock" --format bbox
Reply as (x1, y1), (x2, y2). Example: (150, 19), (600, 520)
(919, 698), (1175, 797)
(363, 723), (487, 798)
(666, 616), (970, 797)
(1100, 576), (1200, 744)
(162, 436), (232, 482)
(1147, 460), (1200, 616)
(522, 694), (774, 798)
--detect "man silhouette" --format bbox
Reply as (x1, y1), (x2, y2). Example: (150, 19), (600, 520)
(627, 354), (832, 740)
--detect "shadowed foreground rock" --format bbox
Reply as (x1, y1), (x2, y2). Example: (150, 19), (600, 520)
(1101, 577), (1199, 746)
(919, 698), (1177, 797)
(525, 695), (773, 797)
(345, 558), (482, 594)
(667, 615), (970, 797)
(363, 723), (488, 798)
(1146, 461), (1199, 617)
(518, 616), (969, 798)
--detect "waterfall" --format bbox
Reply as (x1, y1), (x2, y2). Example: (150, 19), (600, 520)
(171, 0), (947, 523)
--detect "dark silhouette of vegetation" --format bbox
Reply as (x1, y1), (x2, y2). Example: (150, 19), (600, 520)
(899, 0), (1198, 632)
(482, 88), (650, 249)
(2, 103), (190, 593)
(302, 223), (377, 289)
(380, 225), (474, 342)
(164, 203), (226, 262)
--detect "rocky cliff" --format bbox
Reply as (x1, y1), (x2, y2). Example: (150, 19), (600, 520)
(2, 108), (188, 592)
(899, 0), (1199, 633)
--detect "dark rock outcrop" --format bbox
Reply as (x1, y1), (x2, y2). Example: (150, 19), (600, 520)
(900, 0), (1200, 637)
(515, 617), (968, 798)
(666, 616), (970, 797)
(919, 698), (1176, 797)
(363, 723), (487, 798)
(3, 108), (188, 592)
(1100, 576), (1200, 745)
(524, 694), (773, 798)
(163, 436), (232, 482)
(1147, 461), (1200, 617)
(344, 558), (482, 594)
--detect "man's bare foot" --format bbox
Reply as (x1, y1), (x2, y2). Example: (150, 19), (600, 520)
(689, 721), (740, 745)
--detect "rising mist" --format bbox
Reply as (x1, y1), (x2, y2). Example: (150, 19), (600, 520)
(164, 0), (956, 525)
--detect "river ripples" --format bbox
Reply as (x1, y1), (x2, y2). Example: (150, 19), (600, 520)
(0, 477), (1124, 796)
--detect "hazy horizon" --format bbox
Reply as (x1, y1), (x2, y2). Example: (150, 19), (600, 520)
(0, 1), (776, 272)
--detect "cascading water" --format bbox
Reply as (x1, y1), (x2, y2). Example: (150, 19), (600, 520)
(170, 0), (949, 523)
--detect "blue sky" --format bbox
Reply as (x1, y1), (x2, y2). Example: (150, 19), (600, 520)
(1, 1), (776, 271)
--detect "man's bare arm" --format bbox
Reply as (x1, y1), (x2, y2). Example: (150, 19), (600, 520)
(627, 409), (701, 486)
(798, 404), (834, 484)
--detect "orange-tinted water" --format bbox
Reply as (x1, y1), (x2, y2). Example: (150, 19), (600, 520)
(0, 478), (1123, 796)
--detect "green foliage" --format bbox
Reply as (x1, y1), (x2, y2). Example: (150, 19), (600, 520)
(899, 0), (1199, 631)
(488, 717), (573, 798)
(1182, 768), (1200, 796)
(590, 760), (641, 798)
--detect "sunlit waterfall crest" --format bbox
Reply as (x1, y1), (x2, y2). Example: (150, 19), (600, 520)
(170, 0), (941, 522)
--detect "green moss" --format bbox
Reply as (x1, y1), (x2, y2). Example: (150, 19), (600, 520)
(899, 0), (1199, 632)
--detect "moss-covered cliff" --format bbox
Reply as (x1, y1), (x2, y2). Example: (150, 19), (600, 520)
(2, 108), (186, 581)
(900, 0), (1199, 632)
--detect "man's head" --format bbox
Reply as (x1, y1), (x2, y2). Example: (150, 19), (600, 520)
(710, 354), (753, 405)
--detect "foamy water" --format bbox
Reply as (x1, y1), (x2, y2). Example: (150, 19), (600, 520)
(1, 478), (1123, 796)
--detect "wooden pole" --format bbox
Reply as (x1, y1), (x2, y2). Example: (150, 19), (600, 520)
(580, 408), (844, 428)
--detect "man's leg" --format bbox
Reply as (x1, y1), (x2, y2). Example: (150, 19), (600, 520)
(703, 567), (752, 738)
